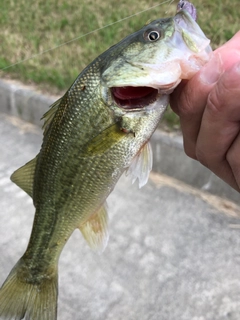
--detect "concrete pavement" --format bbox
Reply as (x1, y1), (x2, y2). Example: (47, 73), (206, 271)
(1, 113), (240, 320)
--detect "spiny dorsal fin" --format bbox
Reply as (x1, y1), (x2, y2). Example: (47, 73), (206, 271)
(10, 157), (38, 198)
(79, 204), (109, 253)
(41, 97), (62, 135)
(126, 141), (152, 188)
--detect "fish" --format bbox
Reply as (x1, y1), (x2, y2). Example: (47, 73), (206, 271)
(0, 4), (211, 320)
(177, 0), (197, 20)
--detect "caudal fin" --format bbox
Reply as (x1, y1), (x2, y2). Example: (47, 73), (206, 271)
(0, 260), (58, 320)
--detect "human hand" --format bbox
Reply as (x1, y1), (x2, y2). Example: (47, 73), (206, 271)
(170, 31), (240, 192)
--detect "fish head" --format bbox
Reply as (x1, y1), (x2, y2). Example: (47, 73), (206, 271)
(93, 8), (212, 188)
(101, 9), (211, 110)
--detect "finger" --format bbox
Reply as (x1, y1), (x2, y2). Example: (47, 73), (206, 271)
(195, 63), (240, 191)
(171, 30), (240, 116)
(226, 132), (240, 190)
(170, 55), (223, 159)
(214, 31), (240, 70)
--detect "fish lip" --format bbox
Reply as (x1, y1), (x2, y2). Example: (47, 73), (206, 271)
(156, 80), (181, 94)
(176, 1), (197, 21)
(174, 8), (195, 28)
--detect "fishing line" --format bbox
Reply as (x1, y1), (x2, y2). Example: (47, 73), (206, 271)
(0, 0), (174, 71)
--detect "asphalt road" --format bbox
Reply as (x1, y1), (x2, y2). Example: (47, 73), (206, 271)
(1, 113), (240, 320)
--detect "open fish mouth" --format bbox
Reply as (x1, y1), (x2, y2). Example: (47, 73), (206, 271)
(110, 82), (178, 110)
(111, 86), (158, 109)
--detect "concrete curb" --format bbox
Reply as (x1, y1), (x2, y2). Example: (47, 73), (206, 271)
(0, 78), (239, 204)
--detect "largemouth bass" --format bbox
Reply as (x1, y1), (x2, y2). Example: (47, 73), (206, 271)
(0, 5), (211, 320)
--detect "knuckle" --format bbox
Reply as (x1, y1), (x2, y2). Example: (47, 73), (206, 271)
(206, 74), (235, 115)
(206, 88), (225, 115)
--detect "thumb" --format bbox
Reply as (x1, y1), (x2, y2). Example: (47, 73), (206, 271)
(214, 30), (240, 71)
(170, 55), (223, 158)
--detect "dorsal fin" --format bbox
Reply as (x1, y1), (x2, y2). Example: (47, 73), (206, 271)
(126, 141), (152, 188)
(79, 204), (109, 253)
(41, 98), (62, 135)
(10, 157), (38, 198)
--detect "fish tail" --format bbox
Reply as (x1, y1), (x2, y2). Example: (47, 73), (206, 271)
(0, 259), (58, 320)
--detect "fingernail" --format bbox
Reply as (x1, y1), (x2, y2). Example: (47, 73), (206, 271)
(200, 53), (223, 85)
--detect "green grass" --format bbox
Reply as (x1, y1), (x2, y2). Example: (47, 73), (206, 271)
(0, 0), (239, 128)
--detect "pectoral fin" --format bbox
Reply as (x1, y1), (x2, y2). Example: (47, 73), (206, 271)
(84, 124), (126, 156)
(126, 141), (152, 188)
(79, 204), (109, 253)
(10, 157), (38, 198)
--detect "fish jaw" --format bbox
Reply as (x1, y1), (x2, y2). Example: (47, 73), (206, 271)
(101, 10), (211, 102)
(145, 9), (212, 83)
(171, 9), (212, 78)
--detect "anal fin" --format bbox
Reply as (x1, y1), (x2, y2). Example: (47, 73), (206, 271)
(79, 204), (109, 253)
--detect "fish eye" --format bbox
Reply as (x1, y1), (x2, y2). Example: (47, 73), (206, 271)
(144, 30), (161, 42)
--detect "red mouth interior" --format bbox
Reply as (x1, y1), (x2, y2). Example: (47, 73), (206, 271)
(111, 86), (158, 109)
